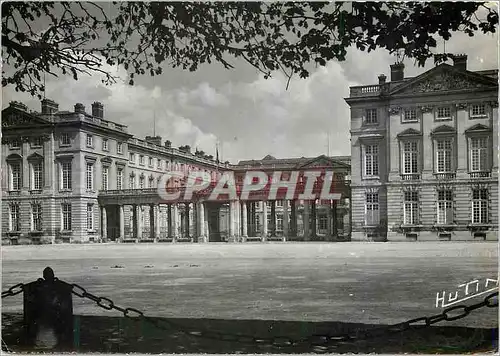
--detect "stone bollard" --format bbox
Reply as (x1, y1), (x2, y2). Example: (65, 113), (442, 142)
(23, 267), (74, 350)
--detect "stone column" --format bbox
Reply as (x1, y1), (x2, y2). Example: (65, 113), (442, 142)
(235, 200), (241, 242)
(185, 203), (190, 239)
(242, 201), (248, 241)
(262, 201), (268, 241)
(270, 201), (276, 237)
(119, 205), (125, 242)
(204, 202), (209, 243)
(283, 200), (289, 242)
(172, 204), (179, 241)
(246, 202), (252, 237)
(101, 205), (107, 241)
(332, 200), (337, 239)
(167, 204), (173, 239)
(197, 202), (204, 242)
(228, 201), (235, 242)
(311, 200), (317, 239)
(326, 200), (333, 240)
(136, 205), (143, 241)
(303, 201), (310, 241)
(155, 204), (160, 241)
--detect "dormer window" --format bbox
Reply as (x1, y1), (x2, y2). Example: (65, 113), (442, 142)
(470, 103), (487, 118)
(10, 139), (21, 149)
(60, 133), (71, 146)
(365, 108), (378, 124)
(86, 134), (93, 148)
(402, 108), (418, 123)
(436, 106), (452, 121)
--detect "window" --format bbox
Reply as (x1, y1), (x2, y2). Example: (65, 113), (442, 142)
(87, 204), (93, 230)
(86, 163), (94, 190)
(60, 133), (71, 146)
(158, 160), (162, 170)
(437, 190), (453, 225)
(129, 175), (136, 189)
(10, 162), (21, 191)
(32, 137), (43, 148)
(10, 204), (20, 231)
(117, 142), (123, 154)
(32, 162), (43, 190)
(436, 106), (451, 120)
(10, 139), (21, 149)
(402, 141), (418, 174)
(436, 139), (452, 173)
(139, 155), (145, 165)
(470, 137), (488, 172)
(276, 200), (283, 207)
(102, 166), (109, 190)
(365, 193), (379, 225)
(403, 191), (419, 225)
(364, 145), (379, 177)
(365, 109), (378, 124)
(129, 153), (135, 163)
(318, 215), (327, 230)
(102, 139), (109, 151)
(86, 134), (93, 147)
(62, 203), (72, 231)
(471, 104), (486, 118)
(276, 214), (283, 231)
(403, 109), (417, 122)
(255, 215), (261, 232)
(32, 203), (42, 231)
(61, 161), (72, 190)
(472, 189), (488, 224)
(139, 176), (145, 188)
(117, 169), (123, 190)
(149, 157), (153, 167)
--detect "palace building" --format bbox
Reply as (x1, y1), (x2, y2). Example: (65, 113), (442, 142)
(345, 55), (498, 241)
(1, 100), (350, 244)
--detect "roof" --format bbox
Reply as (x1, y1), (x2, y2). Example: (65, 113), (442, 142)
(236, 154), (351, 170)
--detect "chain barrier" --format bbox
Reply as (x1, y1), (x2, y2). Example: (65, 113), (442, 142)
(2, 278), (498, 350)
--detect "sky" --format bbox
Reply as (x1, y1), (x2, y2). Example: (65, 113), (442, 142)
(2, 8), (498, 163)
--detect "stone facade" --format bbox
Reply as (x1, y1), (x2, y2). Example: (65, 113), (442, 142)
(345, 55), (498, 242)
(2, 101), (351, 244)
(1, 100), (228, 244)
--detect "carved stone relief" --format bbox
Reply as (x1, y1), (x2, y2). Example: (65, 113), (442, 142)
(406, 71), (487, 93)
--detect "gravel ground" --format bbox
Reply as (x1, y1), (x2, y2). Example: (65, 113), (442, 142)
(2, 241), (497, 329)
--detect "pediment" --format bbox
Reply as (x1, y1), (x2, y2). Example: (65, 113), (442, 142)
(27, 152), (44, 161)
(5, 153), (22, 161)
(101, 156), (113, 164)
(297, 155), (349, 170)
(1, 107), (51, 128)
(390, 64), (498, 96)
(397, 128), (422, 138)
(465, 123), (491, 134)
(431, 125), (456, 136)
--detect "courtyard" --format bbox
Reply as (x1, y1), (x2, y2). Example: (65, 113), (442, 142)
(1, 241), (498, 353)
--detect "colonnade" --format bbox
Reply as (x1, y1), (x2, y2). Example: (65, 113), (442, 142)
(100, 199), (342, 242)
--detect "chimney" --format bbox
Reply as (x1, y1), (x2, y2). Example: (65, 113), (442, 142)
(452, 54), (467, 71)
(41, 99), (59, 115)
(74, 103), (86, 114)
(91, 102), (104, 118)
(10, 101), (28, 112)
(390, 63), (405, 82)
(378, 74), (386, 85)
(145, 136), (162, 146)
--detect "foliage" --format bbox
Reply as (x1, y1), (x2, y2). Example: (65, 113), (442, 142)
(2, 1), (498, 98)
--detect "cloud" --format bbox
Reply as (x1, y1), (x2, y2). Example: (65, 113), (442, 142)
(2, 27), (498, 164)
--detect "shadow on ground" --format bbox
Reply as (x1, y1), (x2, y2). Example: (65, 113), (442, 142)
(2, 313), (498, 354)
